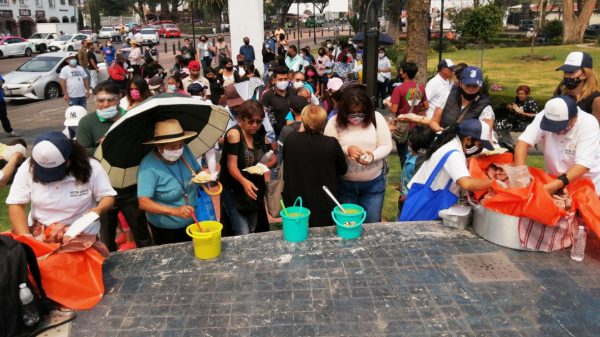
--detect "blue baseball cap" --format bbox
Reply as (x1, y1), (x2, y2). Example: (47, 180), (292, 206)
(458, 119), (495, 150)
(557, 51), (593, 72)
(540, 95), (578, 133)
(460, 66), (483, 86)
(32, 131), (71, 183)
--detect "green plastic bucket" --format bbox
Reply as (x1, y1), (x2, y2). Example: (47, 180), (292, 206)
(280, 197), (311, 243)
(332, 203), (366, 240)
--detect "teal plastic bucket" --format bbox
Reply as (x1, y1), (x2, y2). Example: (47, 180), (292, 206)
(280, 197), (311, 243)
(332, 203), (366, 240)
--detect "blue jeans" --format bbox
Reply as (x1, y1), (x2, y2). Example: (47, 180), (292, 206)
(220, 187), (257, 235)
(68, 96), (87, 109)
(338, 171), (386, 223)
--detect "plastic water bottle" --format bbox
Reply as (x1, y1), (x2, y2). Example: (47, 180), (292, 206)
(18, 283), (40, 327)
(571, 226), (587, 262)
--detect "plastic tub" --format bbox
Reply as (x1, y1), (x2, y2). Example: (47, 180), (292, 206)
(439, 205), (472, 229)
(280, 197), (311, 243)
(186, 221), (223, 259)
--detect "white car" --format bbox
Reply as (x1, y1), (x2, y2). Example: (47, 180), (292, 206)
(2, 51), (109, 100)
(98, 27), (118, 39)
(26, 32), (58, 53)
(0, 36), (35, 58)
(48, 34), (88, 52)
(139, 29), (159, 46)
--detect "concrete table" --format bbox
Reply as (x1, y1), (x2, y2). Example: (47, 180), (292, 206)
(71, 222), (600, 337)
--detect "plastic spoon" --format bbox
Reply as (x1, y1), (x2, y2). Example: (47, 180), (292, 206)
(322, 185), (347, 213)
(280, 199), (289, 216)
(190, 212), (205, 232)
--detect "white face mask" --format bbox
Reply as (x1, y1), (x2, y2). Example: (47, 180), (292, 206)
(96, 105), (118, 120)
(167, 84), (177, 92)
(326, 43), (332, 48)
(292, 81), (304, 89)
(161, 147), (184, 162)
(275, 81), (289, 91)
(378, 53), (385, 58)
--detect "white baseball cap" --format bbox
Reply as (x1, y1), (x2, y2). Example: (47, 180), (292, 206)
(32, 131), (71, 183)
(557, 51), (593, 72)
(64, 106), (88, 127)
(540, 95), (578, 132)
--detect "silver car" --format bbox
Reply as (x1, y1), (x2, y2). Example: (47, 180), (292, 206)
(2, 51), (109, 100)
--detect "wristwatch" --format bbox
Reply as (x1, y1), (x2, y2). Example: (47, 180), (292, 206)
(557, 174), (569, 187)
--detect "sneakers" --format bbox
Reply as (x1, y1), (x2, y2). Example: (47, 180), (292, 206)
(7, 131), (21, 137)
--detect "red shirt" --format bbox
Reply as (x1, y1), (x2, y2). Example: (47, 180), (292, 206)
(390, 81), (427, 116)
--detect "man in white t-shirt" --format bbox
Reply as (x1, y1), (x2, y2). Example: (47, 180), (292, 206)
(425, 59), (455, 118)
(59, 54), (90, 109)
(515, 95), (600, 195)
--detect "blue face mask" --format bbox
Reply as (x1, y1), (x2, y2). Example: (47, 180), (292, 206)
(97, 105), (118, 120)
(69, 59), (77, 66)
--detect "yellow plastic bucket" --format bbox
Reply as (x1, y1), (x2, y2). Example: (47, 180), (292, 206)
(186, 221), (223, 260)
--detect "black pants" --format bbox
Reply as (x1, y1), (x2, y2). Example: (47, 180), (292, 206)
(99, 191), (153, 251)
(148, 222), (191, 245)
(0, 100), (13, 133)
(377, 79), (390, 106)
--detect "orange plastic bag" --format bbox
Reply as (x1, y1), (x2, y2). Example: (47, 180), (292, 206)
(469, 155), (564, 226)
(568, 180), (600, 239)
(2, 233), (105, 310)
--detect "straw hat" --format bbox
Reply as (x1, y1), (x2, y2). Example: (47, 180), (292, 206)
(130, 39), (140, 46)
(143, 119), (197, 144)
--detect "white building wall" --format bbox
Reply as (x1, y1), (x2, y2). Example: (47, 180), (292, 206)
(0, 0), (78, 36)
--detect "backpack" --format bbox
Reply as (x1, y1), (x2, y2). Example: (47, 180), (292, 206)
(0, 235), (49, 337)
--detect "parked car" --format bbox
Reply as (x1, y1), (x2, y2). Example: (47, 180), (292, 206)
(130, 25), (142, 34)
(47, 34), (87, 51)
(0, 36), (35, 58)
(585, 24), (600, 37)
(519, 19), (535, 31)
(98, 27), (118, 39)
(1, 51), (109, 100)
(140, 28), (159, 46)
(26, 32), (58, 53)
(79, 29), (93, 38)
(159, 23), (181, 38)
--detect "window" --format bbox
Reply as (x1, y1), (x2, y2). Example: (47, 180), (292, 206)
(19, 0), (26, 5)
(60, 0), (65, 5)
(0, 0), (8, 5)
(35, 0), (42, 6)
(48, 0), (55, 8)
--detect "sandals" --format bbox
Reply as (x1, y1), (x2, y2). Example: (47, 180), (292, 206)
(29, 309), (76, 337)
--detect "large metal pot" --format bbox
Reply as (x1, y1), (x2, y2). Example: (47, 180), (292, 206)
(471, 203), (533, 251)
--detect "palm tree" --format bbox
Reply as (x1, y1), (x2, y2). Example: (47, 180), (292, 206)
(406, 0), (429, 84)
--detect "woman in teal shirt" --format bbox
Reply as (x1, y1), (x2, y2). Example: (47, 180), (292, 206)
(137, 119), (201, 244)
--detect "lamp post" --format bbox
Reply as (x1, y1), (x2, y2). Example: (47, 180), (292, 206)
(190, 1), (196, 48)
(363, 0), (381, 99)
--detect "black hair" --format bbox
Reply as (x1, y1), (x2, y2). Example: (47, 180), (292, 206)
(408, 126), (434, 152)
(168, 72), (184, 90)
(290, 95), (309, 115)
(288, 45), (297, 53)
(127, 75), (151, 102)
(275, 55), (285, 66)
(424, 123), (465, 160)
(272, 65), (289, 77)
(238, 100), (265, 121)
(31, 140), (92, 184)
(335, 87), (374, 129)
(95, 80), (119, 96)
(400, 62), (419, 80)
(220, 57), (233, 68)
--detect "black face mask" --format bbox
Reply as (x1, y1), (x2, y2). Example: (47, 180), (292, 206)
(460, 87), (479, 101)
(563, 77), (582, 90)
(225, 66), (233, 71)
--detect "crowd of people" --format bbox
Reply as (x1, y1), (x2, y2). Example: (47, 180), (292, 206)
(4, 27), (600, 253)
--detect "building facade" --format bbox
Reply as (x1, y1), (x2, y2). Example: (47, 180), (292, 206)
(0, 0), (78, 37)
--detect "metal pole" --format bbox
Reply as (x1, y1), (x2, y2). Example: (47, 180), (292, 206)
(297, 2), (300, 48)
(313, 3), (317, 44)
(438, 0), (444, 62)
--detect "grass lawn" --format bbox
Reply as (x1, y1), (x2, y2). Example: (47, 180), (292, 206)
(428, 44), (600, 105)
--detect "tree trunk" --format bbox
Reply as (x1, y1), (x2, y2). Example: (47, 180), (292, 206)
(160, 0), (170, 18)
(212, 3), (222, 33)
(137, 2), (146, 24)
(406, 0), (429, 84)
(562, 0), (597, 44)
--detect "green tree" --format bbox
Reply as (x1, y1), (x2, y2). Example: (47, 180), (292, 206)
(457, 4), (503, 70)
(191, 0), (226, 31)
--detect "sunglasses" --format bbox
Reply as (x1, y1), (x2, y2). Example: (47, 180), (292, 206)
(96, 96), (118, 103)
(244, 118), (263, 125)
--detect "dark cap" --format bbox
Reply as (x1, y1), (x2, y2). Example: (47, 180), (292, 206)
(32, 131), (72, 183)
(556, 51), (593, 72)
(540, 95), (578, 132)
(290, 95), (309, 114)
